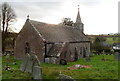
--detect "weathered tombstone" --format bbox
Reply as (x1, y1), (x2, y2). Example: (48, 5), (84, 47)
(101, 50), (105, 61)
(25, 54), (35, 73)
(4, 54), (11, 71)
(6, 54), (10, 67)
(45, 58), (49, 63)
(59, 74), (76, 81)
(89, 52), (93, 57)
(32, 55), (42, 80)
(85, 55), (90, 62)
(20, 53), (30, 72)
(60, 59), (67, 65)
(114, 52), (119, 60)
(51, 57), (56, 64)
(20, 54), (42, 80)
(32, 66), (42, 80)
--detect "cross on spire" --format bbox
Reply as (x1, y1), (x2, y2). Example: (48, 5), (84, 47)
(27, 15), (29, 19)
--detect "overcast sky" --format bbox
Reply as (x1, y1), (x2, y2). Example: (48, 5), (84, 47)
(0, 0), (119, 35)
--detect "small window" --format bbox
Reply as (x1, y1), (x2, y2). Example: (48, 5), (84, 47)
(25, 42), (30, 54)
(64, 51), (67, 58)
(80, 47), (82, 55)
(74, 47), (78, 61)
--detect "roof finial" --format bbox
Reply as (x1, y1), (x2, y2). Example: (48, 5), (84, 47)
(27, 15), (29, 20)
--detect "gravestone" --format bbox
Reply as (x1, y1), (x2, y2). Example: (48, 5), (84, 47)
(20, 54), (42, 80)
(59, 74), (76, 81)
(6, 54), (10, 66)
(20, 53), (30, 72)
(114, 52), (119, 60)
(85, 55), (90, 62)
(89, 52), (93, 57)
(32, 55), (42, 80)
(5, 54), (11, 71)
(32, 66), (42, 80)
(25, 54), (35, 73)
(51, 57), (56, 64)
(101, 50), (105, 61)
(45, 58), (49, 63)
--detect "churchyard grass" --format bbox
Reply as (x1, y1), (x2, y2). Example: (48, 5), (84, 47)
(2, 56), (33, 79)
(2, 54), (118, 79)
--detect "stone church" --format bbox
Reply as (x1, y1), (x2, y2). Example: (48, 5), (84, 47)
(14, 7), (90, 64)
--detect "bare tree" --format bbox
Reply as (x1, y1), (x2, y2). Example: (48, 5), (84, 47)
(0, 2), (16, 53)
(0, 14), (2, 55)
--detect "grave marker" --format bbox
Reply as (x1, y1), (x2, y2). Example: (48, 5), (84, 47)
(85, 55), (90, 62)
(20, 54), (30, 72)
(114, 52), (119, 60)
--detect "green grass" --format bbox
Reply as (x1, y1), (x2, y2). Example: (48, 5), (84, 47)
(2, 54), (118, 79)
(41, 55), (118, 79)
(105, 37), (120, 45)
(2, 56), (33, 79)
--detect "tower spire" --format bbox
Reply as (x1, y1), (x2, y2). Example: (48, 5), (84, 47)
(74, 5), (84, 32)
(76, 5), (82, 24)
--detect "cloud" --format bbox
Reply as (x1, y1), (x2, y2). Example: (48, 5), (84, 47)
(0, 0), (119, 34)
(7, 2), (63, 19)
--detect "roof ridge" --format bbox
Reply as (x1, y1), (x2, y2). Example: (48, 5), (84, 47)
(28, 20), (46, 42)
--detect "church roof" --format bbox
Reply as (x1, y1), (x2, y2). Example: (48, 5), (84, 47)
(28, 19), (89, 43)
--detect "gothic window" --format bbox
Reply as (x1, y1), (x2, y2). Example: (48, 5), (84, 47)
(25, 42), (30, 54)
(83, 47), (86, 57)
(64, 51), (67, 58)
(74, 47), (78, 61)
(80, 47), (82, 55)
(86, 47), (87, 50)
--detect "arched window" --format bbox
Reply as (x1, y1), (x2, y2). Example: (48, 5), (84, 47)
(80, 47), (82, 55)
(83, 47), (86, 57)
(74, 47), (78, 61)
(25, 42), (30, 54)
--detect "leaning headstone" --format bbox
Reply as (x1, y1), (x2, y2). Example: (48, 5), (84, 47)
(20, 53), (30, 72)
(20, 54), (42, 80)
(114, 52), (119, 60)
(25, 54), (35, 73)
(59, 74), (76, 81)
(32, 55), (42, 80)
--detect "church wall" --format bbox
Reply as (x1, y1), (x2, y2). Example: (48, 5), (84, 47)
(69, 42), (90, 60)
(14, 20), (45, 62)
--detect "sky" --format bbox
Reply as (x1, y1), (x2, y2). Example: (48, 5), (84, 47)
(0, 0), (119, 35)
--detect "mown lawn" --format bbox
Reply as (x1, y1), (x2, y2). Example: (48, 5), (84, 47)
(2, 54), (118, 80)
